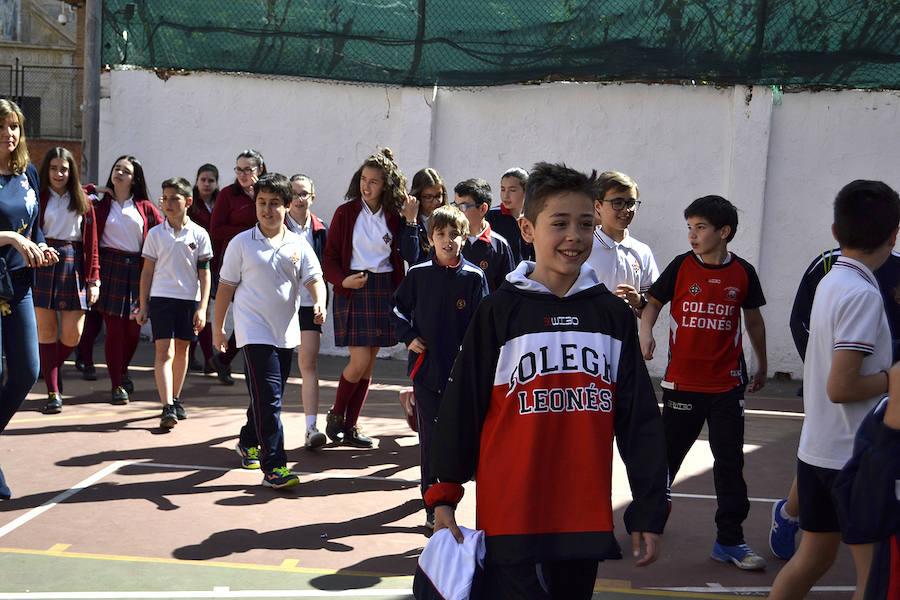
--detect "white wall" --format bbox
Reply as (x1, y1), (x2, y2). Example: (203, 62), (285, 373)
(98, 69), (900, 376)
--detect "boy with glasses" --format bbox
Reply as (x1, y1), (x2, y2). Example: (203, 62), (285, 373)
(586, 171), (658, 317)
(453, 178), (515, 292)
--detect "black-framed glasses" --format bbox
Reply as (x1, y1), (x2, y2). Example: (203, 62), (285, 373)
(234, 166), (258, 175)
(604, 197), (641, 211)
(421, 194), (443, 203)
(292, 192), (311, 201)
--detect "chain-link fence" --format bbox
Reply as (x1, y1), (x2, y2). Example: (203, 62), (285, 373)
(99, 0), (900, 89)
(1, 63), (82, 139)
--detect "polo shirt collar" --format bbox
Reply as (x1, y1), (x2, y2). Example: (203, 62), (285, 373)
(594, 226), (631, 249)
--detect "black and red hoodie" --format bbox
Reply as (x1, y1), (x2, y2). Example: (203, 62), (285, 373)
(426, 262), (669, 566)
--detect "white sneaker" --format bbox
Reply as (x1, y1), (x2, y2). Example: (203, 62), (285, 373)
(305, 425), (327, 450)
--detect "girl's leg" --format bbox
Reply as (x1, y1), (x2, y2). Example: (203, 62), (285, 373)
(0, 289), (40, 433)
(122, 318), (140, 380)
(103, 314), (131, 389)
(343, 347), (378, 446)
(35, 308), (60, 394)
(54, 310), (84, 389)
(154, 338), (175, 406)
(78, 309), (102, 369)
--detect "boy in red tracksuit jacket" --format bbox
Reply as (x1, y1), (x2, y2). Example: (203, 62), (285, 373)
(426, 162), (668, 600)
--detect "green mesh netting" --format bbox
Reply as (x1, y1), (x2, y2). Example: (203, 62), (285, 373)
(100, 0), (900, 89)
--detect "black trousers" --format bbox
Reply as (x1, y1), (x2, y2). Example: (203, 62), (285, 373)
(414, 384), (442, 503)
(662, 386), (749, 546)
(483, 559), (599, 600)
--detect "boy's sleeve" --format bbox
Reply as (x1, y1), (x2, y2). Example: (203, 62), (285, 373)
(297, 239), (323, 287)
(218, 235), (242, 286)
(833, 288), (884, 356)
(141, 228), (158, 261)
(641, 251), (660, 293)
(612, 309), (669, 534)
(740, 260), (766, 309)
(426, 297), (501, 507)
(832, 399), (900, 541)
(390, 274), (419, 346)
(647, 255), (681, 305)
(198, 229), (213, 261)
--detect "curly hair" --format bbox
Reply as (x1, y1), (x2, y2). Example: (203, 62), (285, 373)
(344, 147), (407, 216)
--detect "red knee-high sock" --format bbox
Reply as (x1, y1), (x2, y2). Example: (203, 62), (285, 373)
(344, 378), (371, 428)
(78, 310), (103, 366)
(103, 315), (131, 387)
(39, 343), (59, 394)
(332, 375), (356, 417)
(56, 341), (76, 367)
(122, 319), (140, 376)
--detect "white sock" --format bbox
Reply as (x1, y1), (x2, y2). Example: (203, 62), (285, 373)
(780, 503), (799, 523)
(306, 414), (316, 429)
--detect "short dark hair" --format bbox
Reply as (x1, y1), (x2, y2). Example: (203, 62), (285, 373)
(427, 204), (469, 239)
(161, 177), (192, 199)
(253, 173), (292, 206)
(501, 167), (528, 187)
(833, 180), (900, 252)
(683, 195), (738, 243)
(523, 162), (597, 224)
(454, 178), (492, 207)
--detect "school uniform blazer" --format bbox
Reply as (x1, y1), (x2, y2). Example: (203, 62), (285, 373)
(187, 195), (213, 232)
(38, 189), (100, 284)
(309, 213), (328, 262)
(322, 199), (405, 298)
(88, 188), (163, 246)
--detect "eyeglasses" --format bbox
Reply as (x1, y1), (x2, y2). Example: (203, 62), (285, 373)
(452, 202), (479, 211)
(234, 166), (258, 175)
(292, 192), (311, 201)
(604, 197), (641, 211)
(421, 194), (443, 203)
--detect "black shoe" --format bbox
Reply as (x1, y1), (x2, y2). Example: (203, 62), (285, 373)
(74, 352), (85, 372)
(188, 358), (203, 372)
(82, 365), (97, 381)
(42, 393), (62, 414)
(111, 386), (129, 405)
(173, 399), (187, 420)
(121, 373), (134, 394)
(203, 359), (215, 375)
(160, 404), (178, 429)
(211, 355), (234, 385)
(343, 426), (373, 448)
(325, 410), (345, 444)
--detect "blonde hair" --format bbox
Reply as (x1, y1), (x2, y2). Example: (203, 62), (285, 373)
(0, 99), (29, 175)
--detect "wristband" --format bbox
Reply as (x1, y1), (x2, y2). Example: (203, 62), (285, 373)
(424, 481), (464, 508)
(637, 294), (649, 309)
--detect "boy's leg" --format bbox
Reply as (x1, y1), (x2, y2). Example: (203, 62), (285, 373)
(543, 559), (599, 600)
(414, 384), (441, 500)
(242, 344), (289, 472)
(707, 388), (750, 546)
(768, 531), (841, 599)
(154, 338), (175, 406)
(661, 389), (709, 481)
(483, 562), (551, 600)
(848, 543), (873, 600)
(172, 339), (191, 399)
(298, 330), (321, 422)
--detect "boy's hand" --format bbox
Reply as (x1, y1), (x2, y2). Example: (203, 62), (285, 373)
(341, 272), (368, 290)
(408, 337), (426, 354)
(639, 329), (655, 360)
(313, 302), (326, 325)
(631, 531), (660, 566)
(747, 368), (766, 393)
(135, 306), (149, 326)
(615, 284), (641, 308)
(433, 505), (463, 543)
(213, 329), (228, 353)
(193, 310), (206, 334)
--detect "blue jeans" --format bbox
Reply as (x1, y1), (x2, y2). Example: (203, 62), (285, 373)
(238, 345), (293, 472)
(0, 277), (40, 434)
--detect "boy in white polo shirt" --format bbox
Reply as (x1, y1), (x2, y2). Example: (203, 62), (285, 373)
(213, 173), (326, 489)
(769, 180), (899, 600)
(137, 177), (212, 429)
(586, 171), (658, 315)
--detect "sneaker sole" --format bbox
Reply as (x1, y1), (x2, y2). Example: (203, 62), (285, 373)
(711, 552), (767, 571)
(262, 477), (300, 489)
(110, 398), (129, 405)
(305, 433), (327, 450)
(160, 417), (177, 429)
(42, 406), (62, 415)
(234, 446), (260, 470)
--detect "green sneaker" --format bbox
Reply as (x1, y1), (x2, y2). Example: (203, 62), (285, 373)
(262, 466), (299, 489)
(235, 443), (260, 469)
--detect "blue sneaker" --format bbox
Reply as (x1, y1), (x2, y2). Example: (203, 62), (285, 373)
(711, 542), (766, 570)
(262, 467), (299, 489)
(235, 443), (260, 470)
(769, 499), (800, 559)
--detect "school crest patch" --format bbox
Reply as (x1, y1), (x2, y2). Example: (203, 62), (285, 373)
(479, 260), (489, 270)
(689, 283), (701, 296)
(456, 299), (466, 310)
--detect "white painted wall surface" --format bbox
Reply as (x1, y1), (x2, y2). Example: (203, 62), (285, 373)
(98, 69), (900, 377)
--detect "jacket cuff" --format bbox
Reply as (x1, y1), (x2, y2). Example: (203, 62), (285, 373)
(424, 482), (464, 508)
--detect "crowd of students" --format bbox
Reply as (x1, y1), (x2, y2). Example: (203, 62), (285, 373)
(1, 97), (898, 598)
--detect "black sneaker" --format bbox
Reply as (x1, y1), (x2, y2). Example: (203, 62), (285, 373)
(160, 404), (178, 429)
(82, 364), (97, 381)
(120, 373), (134, 394)
(325, 410), (345, 444)
(173, 399), (187, 420)
(343, 426), (373, 448)
(203, 359), (215, 375)
(211, 355), (235, 386)
(188, 358), (203, 372)
(42, 393), (62, 414)
(110, 386), (129, 405)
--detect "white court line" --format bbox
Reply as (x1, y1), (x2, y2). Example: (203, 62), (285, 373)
(0, 461), (134, 539)
(0, 591), (413, 599)
(649, 585), (855, 594)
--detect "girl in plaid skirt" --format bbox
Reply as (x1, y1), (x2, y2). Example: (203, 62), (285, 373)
(92, 156), (162, 404)
(322, 148), (410, 448)
(34, 147), (100, 414)
(187, 164), (219, 374)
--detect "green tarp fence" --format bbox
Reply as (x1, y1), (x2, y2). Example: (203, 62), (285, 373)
(101, 0), (900, 89)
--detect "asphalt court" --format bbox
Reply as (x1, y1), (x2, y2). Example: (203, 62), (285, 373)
(0, 344), (859, 599)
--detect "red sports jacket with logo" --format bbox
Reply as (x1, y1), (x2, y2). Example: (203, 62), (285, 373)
(426, 264), (668, 565)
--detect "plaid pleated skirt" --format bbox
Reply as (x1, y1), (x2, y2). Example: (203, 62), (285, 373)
(333, 271), (397, 347)
(96, 247), (141, 319)
(32, 239), (87, 311)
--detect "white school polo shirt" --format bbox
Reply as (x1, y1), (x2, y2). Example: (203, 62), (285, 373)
(100, 196), (144, 253)
(43, 190), (82, 241)
(142, 219), (213, 301)
(350, 199), (393, 273)
(798, 256), (891, 470)
(285, 212), (322, 307)
(219, 225), (323, 348)
(586, 227), (659, 294)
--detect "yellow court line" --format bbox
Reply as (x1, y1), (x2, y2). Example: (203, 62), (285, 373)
(10, 410), (159, 424)
(0, 546), (413, 581)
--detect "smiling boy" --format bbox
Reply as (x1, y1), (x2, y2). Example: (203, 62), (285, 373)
(427, 163), (667, 599)
(390, 204), (488, 529)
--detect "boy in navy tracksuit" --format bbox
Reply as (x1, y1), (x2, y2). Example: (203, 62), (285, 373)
(391, 204), (489, 528)
(453, 178), (515, 292)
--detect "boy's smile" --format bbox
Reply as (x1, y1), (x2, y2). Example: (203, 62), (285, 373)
(595, 187), (637, 241)
(256, 190), (287, 237)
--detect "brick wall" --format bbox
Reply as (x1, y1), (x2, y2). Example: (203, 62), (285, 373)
(26, 138), (83, 180)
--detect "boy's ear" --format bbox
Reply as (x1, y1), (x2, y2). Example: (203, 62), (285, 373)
(184, 196), (193, 207)
(479, 203), (489, 217)
(718, 225), (731, 241)
(519, 216), (536, 244)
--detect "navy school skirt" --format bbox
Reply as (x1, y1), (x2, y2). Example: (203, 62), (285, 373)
(32, 239), (87, 311)
(96, 247), (141, 319)
(333, 271), (397, 347)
